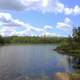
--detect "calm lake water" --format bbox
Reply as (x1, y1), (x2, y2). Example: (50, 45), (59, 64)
(0, 44), (72, 80)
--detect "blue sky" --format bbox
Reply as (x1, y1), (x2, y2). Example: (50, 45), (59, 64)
(0, 0), (80, 37)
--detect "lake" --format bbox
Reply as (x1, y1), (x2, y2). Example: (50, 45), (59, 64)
(0, 44), (72, 80)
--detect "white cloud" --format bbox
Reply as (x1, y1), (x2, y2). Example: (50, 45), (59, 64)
(3, 19), (25, 27)
(0, 12), (12, 22)
(56, 2), (80, 15)
(0, 0), (80, 15)
(30, 26), (43, 32)
(64, 8), (73, 15)
(16, 25), (54, 36)
(56, 22), (71, 29)
(0, 12), (55, 36)
(41, 31), (61, 37)
(0, 12), (73, 37)
(44, 25), (53, 30)
(0, 12), (26, 27)
(56, 17), (72, 30)
(0, 27), (16, 36)
(15, 30), (31, 36)
(55, 2), (64, 13)
(0, 0), (26, 10)
(0, 25), (60, 36)
(41, 0), (49, 8)
(0, 0), (57, 13)
(64, 6), (80, 15)
(64, 17), (72, 24)
(73, 5), (80, 15)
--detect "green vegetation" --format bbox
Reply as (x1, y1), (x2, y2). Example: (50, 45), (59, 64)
(55, 26), (80, 79)
(0, 35), (65, 45)
(0, 35), (5, 45)
(70, 73), (80, 80)
(56, 26), (80, 57)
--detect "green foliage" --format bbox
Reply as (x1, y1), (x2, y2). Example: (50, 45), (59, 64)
(0, 35), (5, 45)
(58, 26), (80, 57)
(0, 35), (65, 45)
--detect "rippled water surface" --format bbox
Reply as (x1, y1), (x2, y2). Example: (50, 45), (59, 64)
(0, 45), (71, 80)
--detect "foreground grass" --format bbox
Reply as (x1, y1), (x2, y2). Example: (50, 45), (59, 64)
(55, 72), (80, 80)
(70, 73), (80, 80)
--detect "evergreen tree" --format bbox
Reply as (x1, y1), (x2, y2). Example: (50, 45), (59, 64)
(0, 35), (4, 45)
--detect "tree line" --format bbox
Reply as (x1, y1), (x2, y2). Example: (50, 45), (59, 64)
(0, 35), (66, 45)
(57, 26), (80, 57)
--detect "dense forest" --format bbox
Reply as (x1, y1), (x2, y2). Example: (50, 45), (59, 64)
(0, 35), (66, 45)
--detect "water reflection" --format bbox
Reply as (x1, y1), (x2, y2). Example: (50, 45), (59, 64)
(66, 55), (80, 73)
(0, 45), (73, 80)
